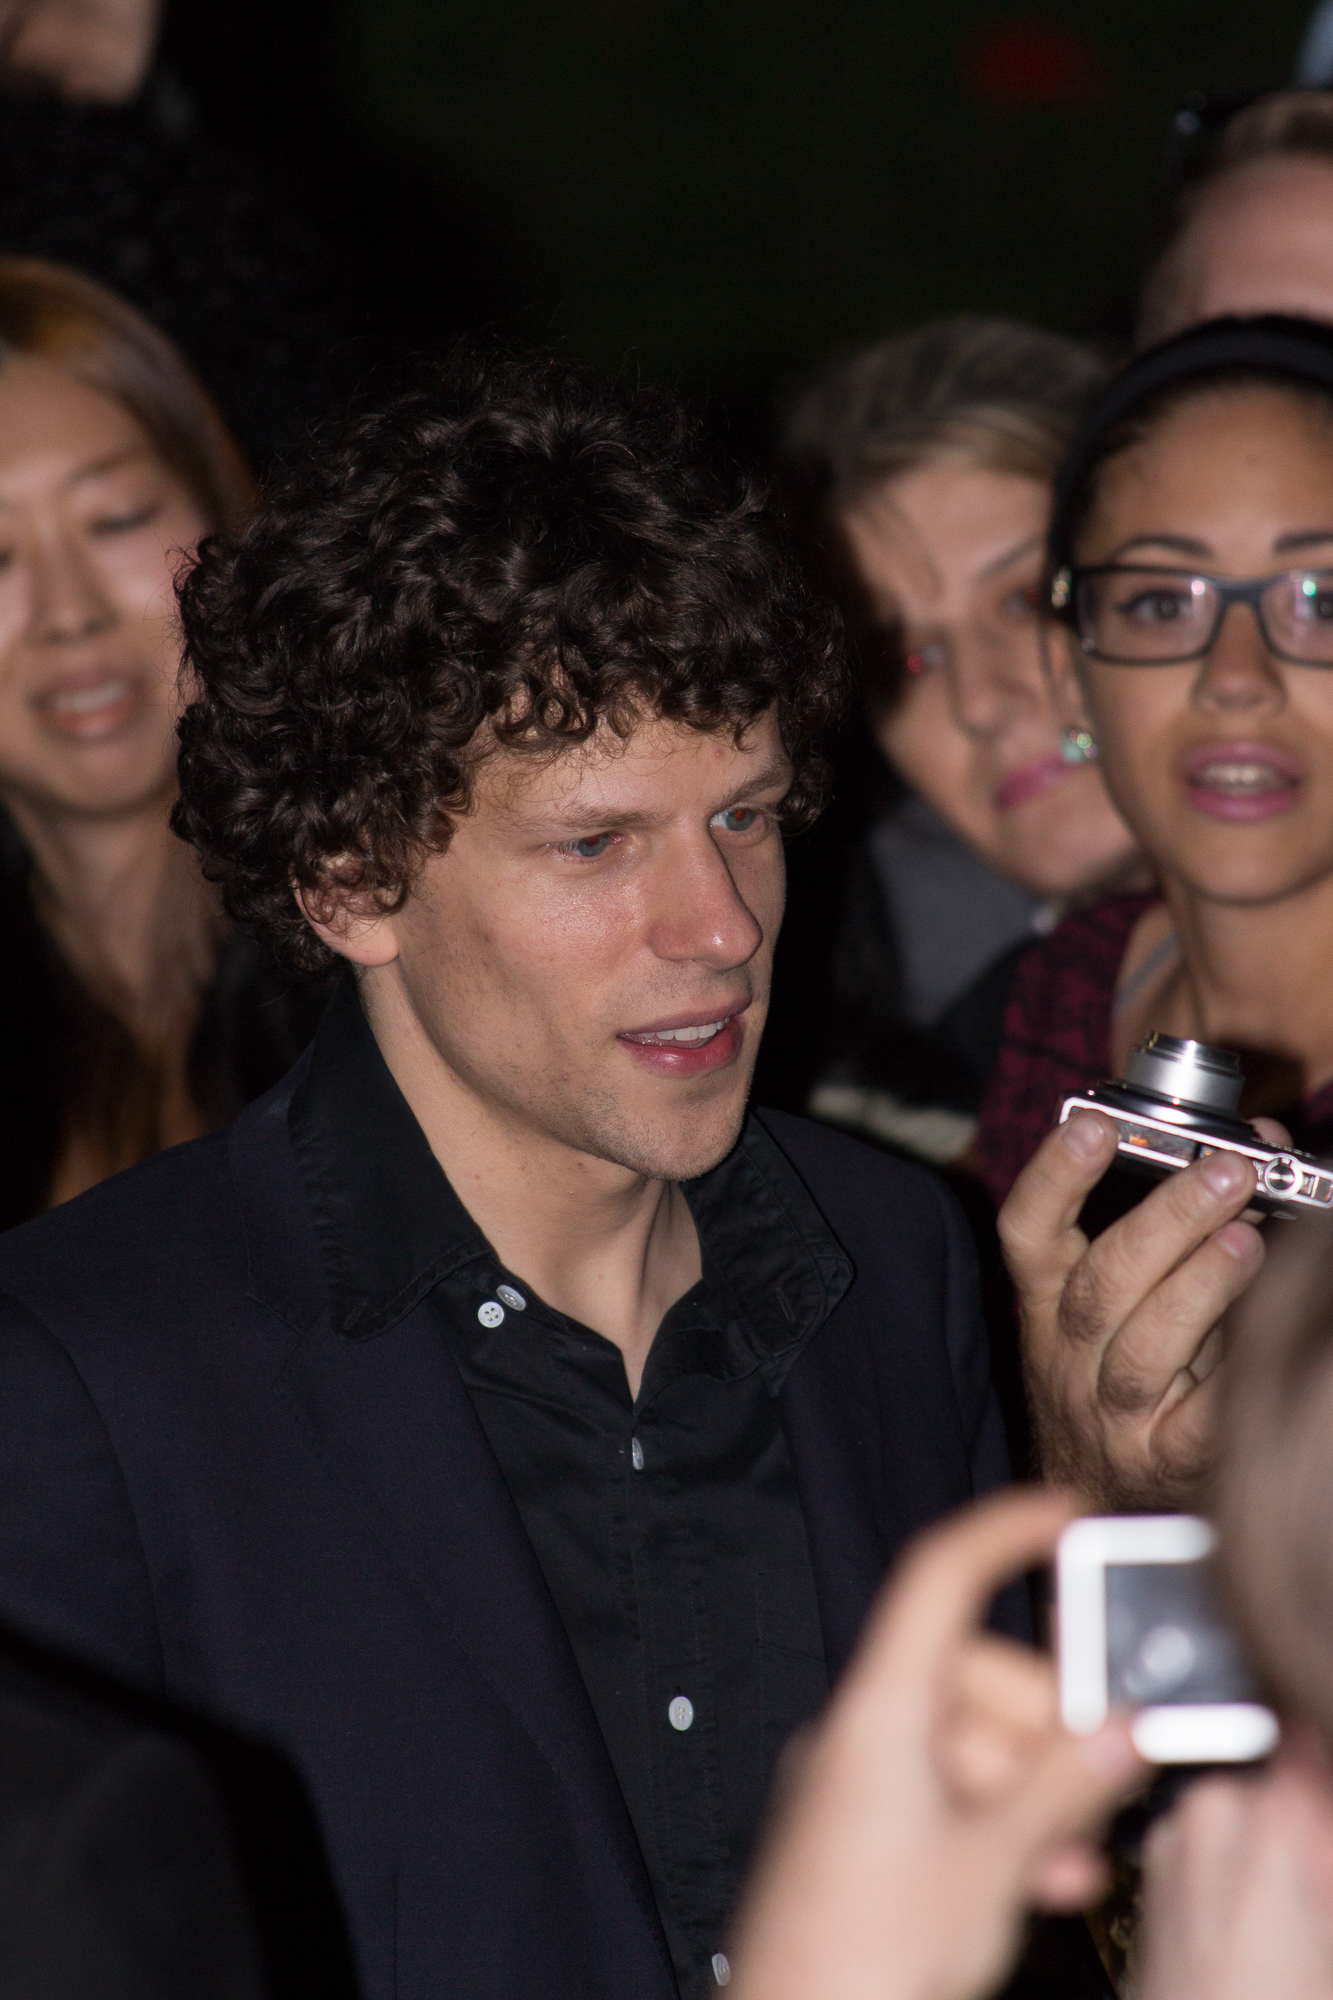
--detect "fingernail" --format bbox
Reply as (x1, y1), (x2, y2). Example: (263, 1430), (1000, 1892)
(1077, 1719), (1143, 1781)
(1200, 1151), (1251, 1199)
(1216, 1219), (1263, 1263)
(1062, 1113), (1109, 1161)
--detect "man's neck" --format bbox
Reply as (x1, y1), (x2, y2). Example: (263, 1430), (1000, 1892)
(358, 967), (702, 1399)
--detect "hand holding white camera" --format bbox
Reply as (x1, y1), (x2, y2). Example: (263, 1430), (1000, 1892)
(728, 1489), (1143, 2000)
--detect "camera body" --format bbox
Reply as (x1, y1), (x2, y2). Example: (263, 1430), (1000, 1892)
(1057, 1032), (1333, 1218)
(1058, 1515), (1277, 1764)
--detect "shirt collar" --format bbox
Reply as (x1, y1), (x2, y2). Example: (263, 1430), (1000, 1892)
(289, 978), (853, 1381)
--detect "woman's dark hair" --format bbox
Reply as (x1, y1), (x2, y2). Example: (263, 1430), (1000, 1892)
(779, 318), (1105, 716)
(1047, 314), (1333, 587)
(175, 349), (848, 976)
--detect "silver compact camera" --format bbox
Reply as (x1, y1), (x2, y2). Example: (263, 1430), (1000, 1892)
(1058, 1032), (1333, 1217)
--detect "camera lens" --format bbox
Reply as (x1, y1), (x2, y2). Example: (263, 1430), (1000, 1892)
(1122, 1034), (1244, 1112)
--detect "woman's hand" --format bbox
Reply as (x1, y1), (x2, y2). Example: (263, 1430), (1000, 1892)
(727, 1488), (1143, 2000)
(1139, 1736), (1333, 2000)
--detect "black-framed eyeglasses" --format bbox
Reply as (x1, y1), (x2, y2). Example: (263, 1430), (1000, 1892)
(1049, 563), (1333, 666)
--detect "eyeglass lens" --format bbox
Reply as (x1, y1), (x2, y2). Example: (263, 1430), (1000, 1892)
(1075, 569), (1333, 664)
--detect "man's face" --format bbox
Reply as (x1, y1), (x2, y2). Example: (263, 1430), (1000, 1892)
(1149, 157), (1333, 336)
(367, 709), (790, 1182)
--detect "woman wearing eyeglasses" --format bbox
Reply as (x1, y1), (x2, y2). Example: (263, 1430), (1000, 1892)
(976, 315), (1333, 1202)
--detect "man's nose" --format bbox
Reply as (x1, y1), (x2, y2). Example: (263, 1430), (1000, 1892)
(945, 630), (1043, 740)
(1193, 602), (1285, 713)
(645, 834), (766, 969)
(29, 533), (117, 646)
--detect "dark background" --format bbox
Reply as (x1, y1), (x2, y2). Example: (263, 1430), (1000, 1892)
(160, 0), (1318, 443)
(145, 0), (1322, 1108)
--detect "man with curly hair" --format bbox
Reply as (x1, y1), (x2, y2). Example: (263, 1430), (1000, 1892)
(0, 351), (1020, 2000)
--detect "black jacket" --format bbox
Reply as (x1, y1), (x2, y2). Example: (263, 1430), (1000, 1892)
(0, 1051), (1011, 2000)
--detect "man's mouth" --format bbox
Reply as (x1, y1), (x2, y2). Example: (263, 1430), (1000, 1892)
(617, 1009), (747, 1077)
(621, 1018), (732, 1047)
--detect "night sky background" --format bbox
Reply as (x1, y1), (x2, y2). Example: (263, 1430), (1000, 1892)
(160, 0), (1320, 443)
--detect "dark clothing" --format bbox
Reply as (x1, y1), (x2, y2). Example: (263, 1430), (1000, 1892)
(290, 989), (827, 1989)
(974, 892), (1333, 1205)
(0, 1649), (262, 2000)
(0, 983), (1013, 2000)
(0, 809), (330, 1230)
(814, 799), (1042, 1163)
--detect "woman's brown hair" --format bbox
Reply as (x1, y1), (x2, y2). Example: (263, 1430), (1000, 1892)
(0, 256), (255, 529)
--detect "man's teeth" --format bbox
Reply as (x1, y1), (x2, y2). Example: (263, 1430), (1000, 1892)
(1194, 760), (1295, 793)
(634, 1020), (728, 1045)
(48, 679), (133, 716)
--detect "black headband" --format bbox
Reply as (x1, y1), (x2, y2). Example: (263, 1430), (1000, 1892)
(1048, 314), (1333, 579)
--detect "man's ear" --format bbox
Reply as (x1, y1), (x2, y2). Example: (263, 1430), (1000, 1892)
(293, 879), (401, 968)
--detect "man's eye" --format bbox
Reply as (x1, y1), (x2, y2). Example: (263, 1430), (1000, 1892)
(560, 832), (615, 859)
(713, 806), (761, 834)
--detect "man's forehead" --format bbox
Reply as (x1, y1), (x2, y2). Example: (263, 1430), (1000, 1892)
(478, 710), (788, 823)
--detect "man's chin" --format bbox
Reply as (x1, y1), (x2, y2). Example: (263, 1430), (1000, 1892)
(565, 1075), (753, 1183)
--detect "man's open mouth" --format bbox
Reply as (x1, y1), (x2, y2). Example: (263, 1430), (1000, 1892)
(620, 1018), (732, 1047)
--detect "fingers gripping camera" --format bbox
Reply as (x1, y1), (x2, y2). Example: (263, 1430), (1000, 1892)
(1058, 1033), (1333, 1218)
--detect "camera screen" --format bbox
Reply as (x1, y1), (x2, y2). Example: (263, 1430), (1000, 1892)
(1105, 1557), (1261, 1709)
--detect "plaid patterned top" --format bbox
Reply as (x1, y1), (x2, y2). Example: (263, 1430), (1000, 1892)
(973, 892), (1333, 1205)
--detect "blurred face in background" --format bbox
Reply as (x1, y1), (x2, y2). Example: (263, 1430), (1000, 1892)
(841, 461), (1139, 897)
(1149, 156), (1333, 337)
(0, 354), (207, 824)
(1066, 385), (1333, 908)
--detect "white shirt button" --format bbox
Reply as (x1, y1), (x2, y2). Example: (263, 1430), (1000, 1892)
(712, 1953), (731, 1987)
(668, 1694), (694, 1732)
(630, 1436), (644, 1472)
(477, 1300), (505, 1328)
(496, 1284), (527, 1310)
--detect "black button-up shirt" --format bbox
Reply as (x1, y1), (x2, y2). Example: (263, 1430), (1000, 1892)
(289, 983), (854, 1996)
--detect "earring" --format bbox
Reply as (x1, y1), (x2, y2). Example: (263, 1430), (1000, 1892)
(1060, 726), (1098, 765)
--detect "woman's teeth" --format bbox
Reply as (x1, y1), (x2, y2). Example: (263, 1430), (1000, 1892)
(626, 1019), (729, 1045)
(1192, 759), (1296, 795)
(46, 678), (133, 716)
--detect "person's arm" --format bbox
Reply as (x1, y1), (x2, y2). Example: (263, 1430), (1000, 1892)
(997, 1111), (1264, 1509)
(728, 1488), (1143, 2000)
(0, 1733), (264, 2000)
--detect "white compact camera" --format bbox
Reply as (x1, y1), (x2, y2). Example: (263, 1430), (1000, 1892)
(1057, 1515), (1278, 1764)
(1058, 1032), (1333, 1218)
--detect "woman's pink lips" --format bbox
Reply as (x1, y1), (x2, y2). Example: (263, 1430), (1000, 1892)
(992, 754), (1073, 815)
(617, 1014), (744, 1079)
(1180, 741), (1305, 824)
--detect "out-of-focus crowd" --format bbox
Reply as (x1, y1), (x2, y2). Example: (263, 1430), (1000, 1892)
(8, 4), (1333, 1999)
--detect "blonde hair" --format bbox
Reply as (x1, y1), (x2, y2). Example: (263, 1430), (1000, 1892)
(1138, 92), (1333, 347)
(0, 256), (254, 528)
(780, 316), (1108, 511)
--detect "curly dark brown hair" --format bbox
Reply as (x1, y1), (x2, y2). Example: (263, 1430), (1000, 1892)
(173, 349), (847, 975)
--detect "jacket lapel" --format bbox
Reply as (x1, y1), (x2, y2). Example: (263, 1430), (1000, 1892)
(228, 1084), (670, 1967)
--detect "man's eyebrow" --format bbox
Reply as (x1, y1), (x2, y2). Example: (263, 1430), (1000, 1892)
(979, 532), (1042, 580)
(514, 755), (794, 834)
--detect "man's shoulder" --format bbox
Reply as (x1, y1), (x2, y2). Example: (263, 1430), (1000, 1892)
(0, 1131), (235, 1279)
